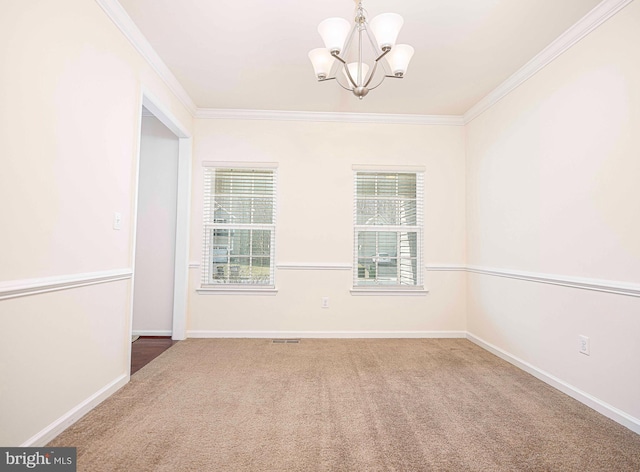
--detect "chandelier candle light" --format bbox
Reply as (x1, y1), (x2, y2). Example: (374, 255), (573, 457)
(308, 0), (414, 99)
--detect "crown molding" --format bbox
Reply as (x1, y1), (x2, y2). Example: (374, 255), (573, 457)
(94, 0), (197, 116)
(195, 108), (465, 126)
(463, 0), (634, 124)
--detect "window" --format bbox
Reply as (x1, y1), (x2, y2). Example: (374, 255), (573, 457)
(201, 166), (276, 287)
(354, 170), (423, 288)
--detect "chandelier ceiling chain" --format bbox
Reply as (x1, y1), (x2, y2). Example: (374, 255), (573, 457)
(308, 0), (414, 99)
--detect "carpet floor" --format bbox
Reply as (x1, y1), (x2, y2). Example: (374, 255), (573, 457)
(48, 338), (640, 471)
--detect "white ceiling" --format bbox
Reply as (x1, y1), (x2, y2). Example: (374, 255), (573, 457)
(118, 0), (603, 115)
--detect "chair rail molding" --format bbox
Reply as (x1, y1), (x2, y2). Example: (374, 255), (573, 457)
(0, 268), (133, 301)
(425, 263), (639, 297)
(277, 263), (352, 271)
(466, 265), (640, 298)
(426, 264), (467, 272)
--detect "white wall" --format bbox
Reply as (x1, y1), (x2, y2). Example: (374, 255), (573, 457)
(0, 0), (192, 446)
(132, 114), (179, 335)
(188, 119), (466, 336)
(465, 0), (640, 427)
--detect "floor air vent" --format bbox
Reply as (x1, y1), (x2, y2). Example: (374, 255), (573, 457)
(272, 339), (300, 344)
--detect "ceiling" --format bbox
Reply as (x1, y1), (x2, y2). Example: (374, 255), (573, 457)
(118, 0), (603, 116)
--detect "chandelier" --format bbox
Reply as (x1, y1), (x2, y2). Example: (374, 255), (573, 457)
(308, 1), (414, 99)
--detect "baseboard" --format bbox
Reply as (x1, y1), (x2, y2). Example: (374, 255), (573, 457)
(187, 330), (467, 339)
(21, 373), (129, 447)
(466, 333), (640, 435)
(132, 330), (172, 336)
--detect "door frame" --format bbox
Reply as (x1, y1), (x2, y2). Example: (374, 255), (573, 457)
(130, 88), (192, 356)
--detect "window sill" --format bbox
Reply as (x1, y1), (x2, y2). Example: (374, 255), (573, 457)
(350, 287), (429, 296)
(197, 287), (278, 296)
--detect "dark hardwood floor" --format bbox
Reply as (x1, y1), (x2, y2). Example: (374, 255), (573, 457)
(131, 336), (178, 375)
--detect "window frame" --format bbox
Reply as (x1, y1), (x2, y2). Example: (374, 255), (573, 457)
(198, 162), (278, 294)
(352, 166), (426, 295)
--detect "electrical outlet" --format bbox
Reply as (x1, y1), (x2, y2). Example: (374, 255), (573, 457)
(113, 212), (122, 230)
(321, 297), (329, 308)
(578, 335), (590, 355)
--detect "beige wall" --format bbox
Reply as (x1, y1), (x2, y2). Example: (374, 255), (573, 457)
(466, 0), (640, 421)
(188, 119), (467, 335)
(0, 0), (192, 446)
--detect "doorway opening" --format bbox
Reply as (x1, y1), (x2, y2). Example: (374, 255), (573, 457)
(132, 107), (179, 338)
(129, 91), (192, 376)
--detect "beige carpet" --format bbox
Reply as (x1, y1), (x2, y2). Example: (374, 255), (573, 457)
(49, 339), (640, 471)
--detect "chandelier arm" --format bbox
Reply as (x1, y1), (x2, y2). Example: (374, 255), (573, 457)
(319, 76), (353, 91)
(375, 48), (391, 62)
(331, 52), (358, 89)
(364, 48), (390, 88)
(361, 23), (386, 88)
(357, 26), (364, 86)
(327, 52), (343, 82)
(342, 62), (359, 89)
(363, 61), (379, 89)
(330, 23), (359, 89)
(367, 75), (402, 91)
(363, 24), (393, 76)
(342, 23), (358, 58)
(336, 78), (355, 91)
(363, 20), (384, 56)
(331, 52), (347, 65)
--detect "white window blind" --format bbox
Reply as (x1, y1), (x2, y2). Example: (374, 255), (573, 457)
(201, 167), (276, 287)
(354, 171), (423, 287)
